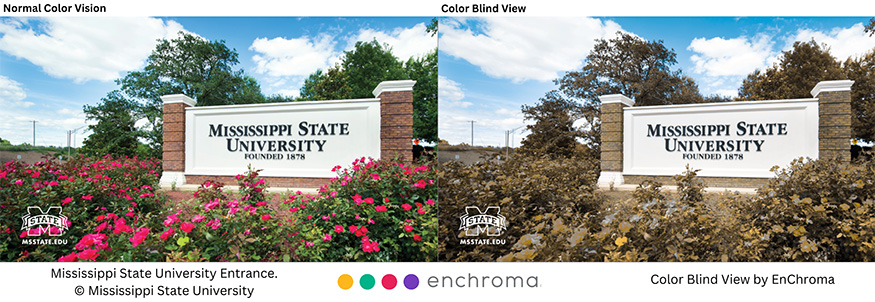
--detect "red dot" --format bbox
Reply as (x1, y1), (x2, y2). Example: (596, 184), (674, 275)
(382, 274), (397, 290)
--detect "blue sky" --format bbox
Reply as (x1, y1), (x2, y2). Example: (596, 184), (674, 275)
(0, 17), (436, 147)
(439, 17), (875, 147)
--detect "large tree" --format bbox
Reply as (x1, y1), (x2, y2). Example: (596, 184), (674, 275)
(556, 32), (704, 107)
(735, 40), (875, 142)
(87, 32), (267, 158)
(543, 32), (703, 157)
(845, 50), (875, 142)
(119, 32), (265, 106)
(80, 91), (140, 157)
(298, 40), (438, 142)
(343, 40), (406, 99)
(518, 91), (588, 158)
(405, 50), (438, 142)
(738, 40), (845, 101)
(298, 40), (404, 100)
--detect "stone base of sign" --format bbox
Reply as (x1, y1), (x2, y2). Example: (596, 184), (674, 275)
(596, 171), (625, 187)
(185, 175), (330, 189)
(623, 175), (770, 188)
(159, 171), (187, 188)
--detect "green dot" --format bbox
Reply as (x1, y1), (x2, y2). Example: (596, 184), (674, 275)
(360, 274), (376, 290)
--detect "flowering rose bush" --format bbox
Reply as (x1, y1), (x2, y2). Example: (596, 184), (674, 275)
(288, 157), (437, 261)
(156, 171), (290, 262)
(0, 155), (162, 261)
(57, 166), (290, 262)
(3, 154), (436, 262)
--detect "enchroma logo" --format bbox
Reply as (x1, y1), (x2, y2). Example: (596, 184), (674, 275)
(21, 206), (69, 245)
(459, 206), (507, 245)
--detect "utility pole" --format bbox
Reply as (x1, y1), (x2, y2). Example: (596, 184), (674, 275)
(31, 120), (37, 147)
(67, 130), (72, 158)
(505, 126), (523, 160)
(68, 126), (86, 158)
(468, 120), (475, 146)
(505, 130), (510, 158)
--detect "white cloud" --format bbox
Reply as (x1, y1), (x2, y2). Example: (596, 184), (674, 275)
(790, 23), (875, 60)
(0, 17), (186, 83)
(688, 34), (775, 77)
(0, 75), (33, 108)
(439, 17), (623, 83)
(349, 23), (436, 60)
(56, 108), (83, 117)
(250, 34), (338, 78)
(250, 22), (436, 97)
(438, 76), (471, 108)
(688, 22), (875, 98)
(716, 89), (738, 97)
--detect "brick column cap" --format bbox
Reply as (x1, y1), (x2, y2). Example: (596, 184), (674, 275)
(161, 94), (197, 107)
(811, 80), (854, 98)
(599, 94), (635, 107)
(372, 80), (416, 97)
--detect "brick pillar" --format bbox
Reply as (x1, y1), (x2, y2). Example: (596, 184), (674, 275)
(597, 94), (635, 187)
(373, 80), (416, 162)
(158, 94), (196, 188)
(811, 80), (854, 163)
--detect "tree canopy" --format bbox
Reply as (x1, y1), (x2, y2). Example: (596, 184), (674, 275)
(118, 32), (265, 106)
(523, 32), (705, 158)
(518, 91), (589, 158)
(737, 39), (875, 142)
(738, 40), (845, 101)
(845, 50), (875, 142)
(556, 32), (704, 108)
(84, 32), (267, 158)
(298, 40), (438, 142)
(80, 91), (140, 157)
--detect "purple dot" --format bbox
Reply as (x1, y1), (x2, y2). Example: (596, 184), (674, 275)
(403, 274), (419, 289)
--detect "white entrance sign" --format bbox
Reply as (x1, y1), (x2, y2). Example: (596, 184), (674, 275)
(624, 99), (819, 178)
(185, 99), (380, 178)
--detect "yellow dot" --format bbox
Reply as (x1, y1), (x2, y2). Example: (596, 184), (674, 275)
(338, 274), (354, 290)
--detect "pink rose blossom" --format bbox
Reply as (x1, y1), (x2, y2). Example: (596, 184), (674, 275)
(180, 222), (194, 233)
(160, 228), (175, 241)
(77, 249), (99, 260)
